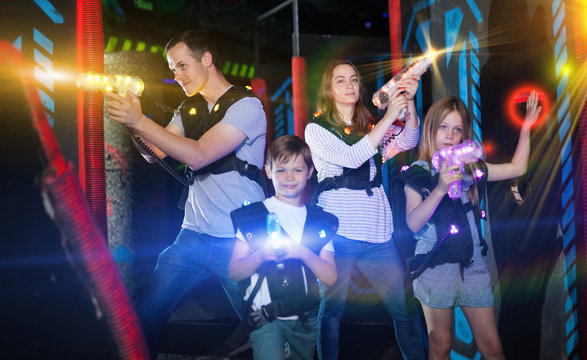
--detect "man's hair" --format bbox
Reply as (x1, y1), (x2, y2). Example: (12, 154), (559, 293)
(165, 30), (221, 68)
(266, 135), (313, 170)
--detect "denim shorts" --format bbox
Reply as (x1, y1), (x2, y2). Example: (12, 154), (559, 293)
(412, 242), (494, 309)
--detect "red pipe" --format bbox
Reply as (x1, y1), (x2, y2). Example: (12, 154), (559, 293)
(292, 56), (308, 138)
(77, 0), (107, 238)
(0, 39), (149, 360)
(389, 0), (403, 74)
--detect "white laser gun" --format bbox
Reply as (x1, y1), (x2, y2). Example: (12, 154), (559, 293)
(431, 140), (483, 199)
(372, 50), (436, 119)
(77, 72), (144, 96)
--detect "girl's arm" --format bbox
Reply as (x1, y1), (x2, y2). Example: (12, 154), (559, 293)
(486, 90), (542, 181)
(405, 163), (461, 233)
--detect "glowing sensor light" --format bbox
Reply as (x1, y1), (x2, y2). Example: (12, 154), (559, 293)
(449, 224), (459, 234)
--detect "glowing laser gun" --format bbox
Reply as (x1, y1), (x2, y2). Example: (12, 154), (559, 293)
(267, 212), (287, 269)
(372, 50), (437, 118)
(431, 140), (483, 199)
(77, 72), (144, 96)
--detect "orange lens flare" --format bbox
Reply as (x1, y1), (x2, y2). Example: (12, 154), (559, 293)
(506, 84), (550, 128)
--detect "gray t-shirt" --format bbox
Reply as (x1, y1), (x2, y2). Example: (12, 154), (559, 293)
(170, 93), (266, 237)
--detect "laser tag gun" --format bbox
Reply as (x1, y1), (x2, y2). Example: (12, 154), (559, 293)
(77, 72), (190, 188)
(266, 212), (287, 269)
(76, 72), (144, 96)
(431, 140), (483, 199)
(372, 50), (436, 119)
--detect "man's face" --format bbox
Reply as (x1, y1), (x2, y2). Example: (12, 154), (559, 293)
(167, 42), (209, 96)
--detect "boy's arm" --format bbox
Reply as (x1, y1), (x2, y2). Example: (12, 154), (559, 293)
(228, 239), (262, 281)
(284, 242), (337, 287)
(229, 231), (282, 281)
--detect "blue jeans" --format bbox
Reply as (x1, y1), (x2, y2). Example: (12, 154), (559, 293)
(317, 236), (426, 360)
(135, 229), (243, 359)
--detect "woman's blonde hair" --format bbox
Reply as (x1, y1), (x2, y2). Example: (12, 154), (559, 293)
(317, 59), (372, 135)
(420, 97), (481, 206)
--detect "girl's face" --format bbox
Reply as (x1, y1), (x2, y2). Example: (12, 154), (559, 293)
(331, 64), (360, 108)
(435, 110), (464, 150)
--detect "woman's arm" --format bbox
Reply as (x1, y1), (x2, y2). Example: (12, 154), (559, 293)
(381, 76), (421, 159)
(486, 90), (542, 181)
(305, 90), (408, 169)
(405, 163), (461, 233)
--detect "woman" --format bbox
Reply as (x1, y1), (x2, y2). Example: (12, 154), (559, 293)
(304, 59), (427, 360)
(403, 93), (541, 360)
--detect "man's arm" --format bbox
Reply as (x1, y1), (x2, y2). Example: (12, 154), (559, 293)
(106, 91), (248, 170)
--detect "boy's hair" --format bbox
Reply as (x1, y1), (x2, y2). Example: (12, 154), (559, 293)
(266, 135), (313, 170)
(317, 59), (373, 136)
(165, 30), (221, 69)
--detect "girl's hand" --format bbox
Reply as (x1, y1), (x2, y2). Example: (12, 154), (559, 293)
(400, 75), (421, 101)
(523, 90), (543, 128)
(437, 161), (462, 194)
(383, 88), (408, 121)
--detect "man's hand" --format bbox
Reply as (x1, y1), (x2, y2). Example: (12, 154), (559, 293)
(105, 91), (146, 129)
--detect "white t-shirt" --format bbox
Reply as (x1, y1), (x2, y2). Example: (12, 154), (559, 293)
(236, 196), (334, 320)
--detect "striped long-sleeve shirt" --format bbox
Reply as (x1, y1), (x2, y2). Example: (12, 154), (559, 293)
(305, 121), (420, 243)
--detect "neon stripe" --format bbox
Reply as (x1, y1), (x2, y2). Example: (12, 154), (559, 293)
(34, 66), (54, 92)
(122, 39), (132, 51)
(466, 0), (482, 23)
(105, 36), (118, 52)
(37, 88), (55, 112)
(34, 0), (64, 24)
(34, 48), (53, 72)
(403, 0), (435, 52)
(13, 36), (22, 51)
(459, 45), (468, 105)
(33, 28), (53, 54)
(445, 8), (462, 66)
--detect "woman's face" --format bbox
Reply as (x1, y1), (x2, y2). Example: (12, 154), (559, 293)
(435, 110), (464, 151)
(331, 64), (360, 108)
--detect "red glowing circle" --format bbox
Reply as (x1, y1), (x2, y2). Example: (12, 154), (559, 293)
(506, 84), (550, 128)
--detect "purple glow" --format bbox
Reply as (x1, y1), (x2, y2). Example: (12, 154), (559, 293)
(481, 210), (486, 218)
(474, 169), (484, 178)
(401, 165), (410, 172)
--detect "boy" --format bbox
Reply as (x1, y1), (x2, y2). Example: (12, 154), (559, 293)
(228, 135), (338, 360)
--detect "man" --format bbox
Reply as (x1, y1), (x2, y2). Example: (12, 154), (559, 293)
(106, 30), (267, 358)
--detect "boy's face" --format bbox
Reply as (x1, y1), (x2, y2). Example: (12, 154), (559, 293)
(266, 154), (313, 207)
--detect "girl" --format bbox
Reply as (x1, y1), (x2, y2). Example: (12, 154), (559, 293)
(304, 59), (427, 360)
(404, 93), (542, 360)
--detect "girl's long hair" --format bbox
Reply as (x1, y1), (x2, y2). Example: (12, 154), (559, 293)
(317, 59), (372, 136)
(420, 97), (481, 206)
